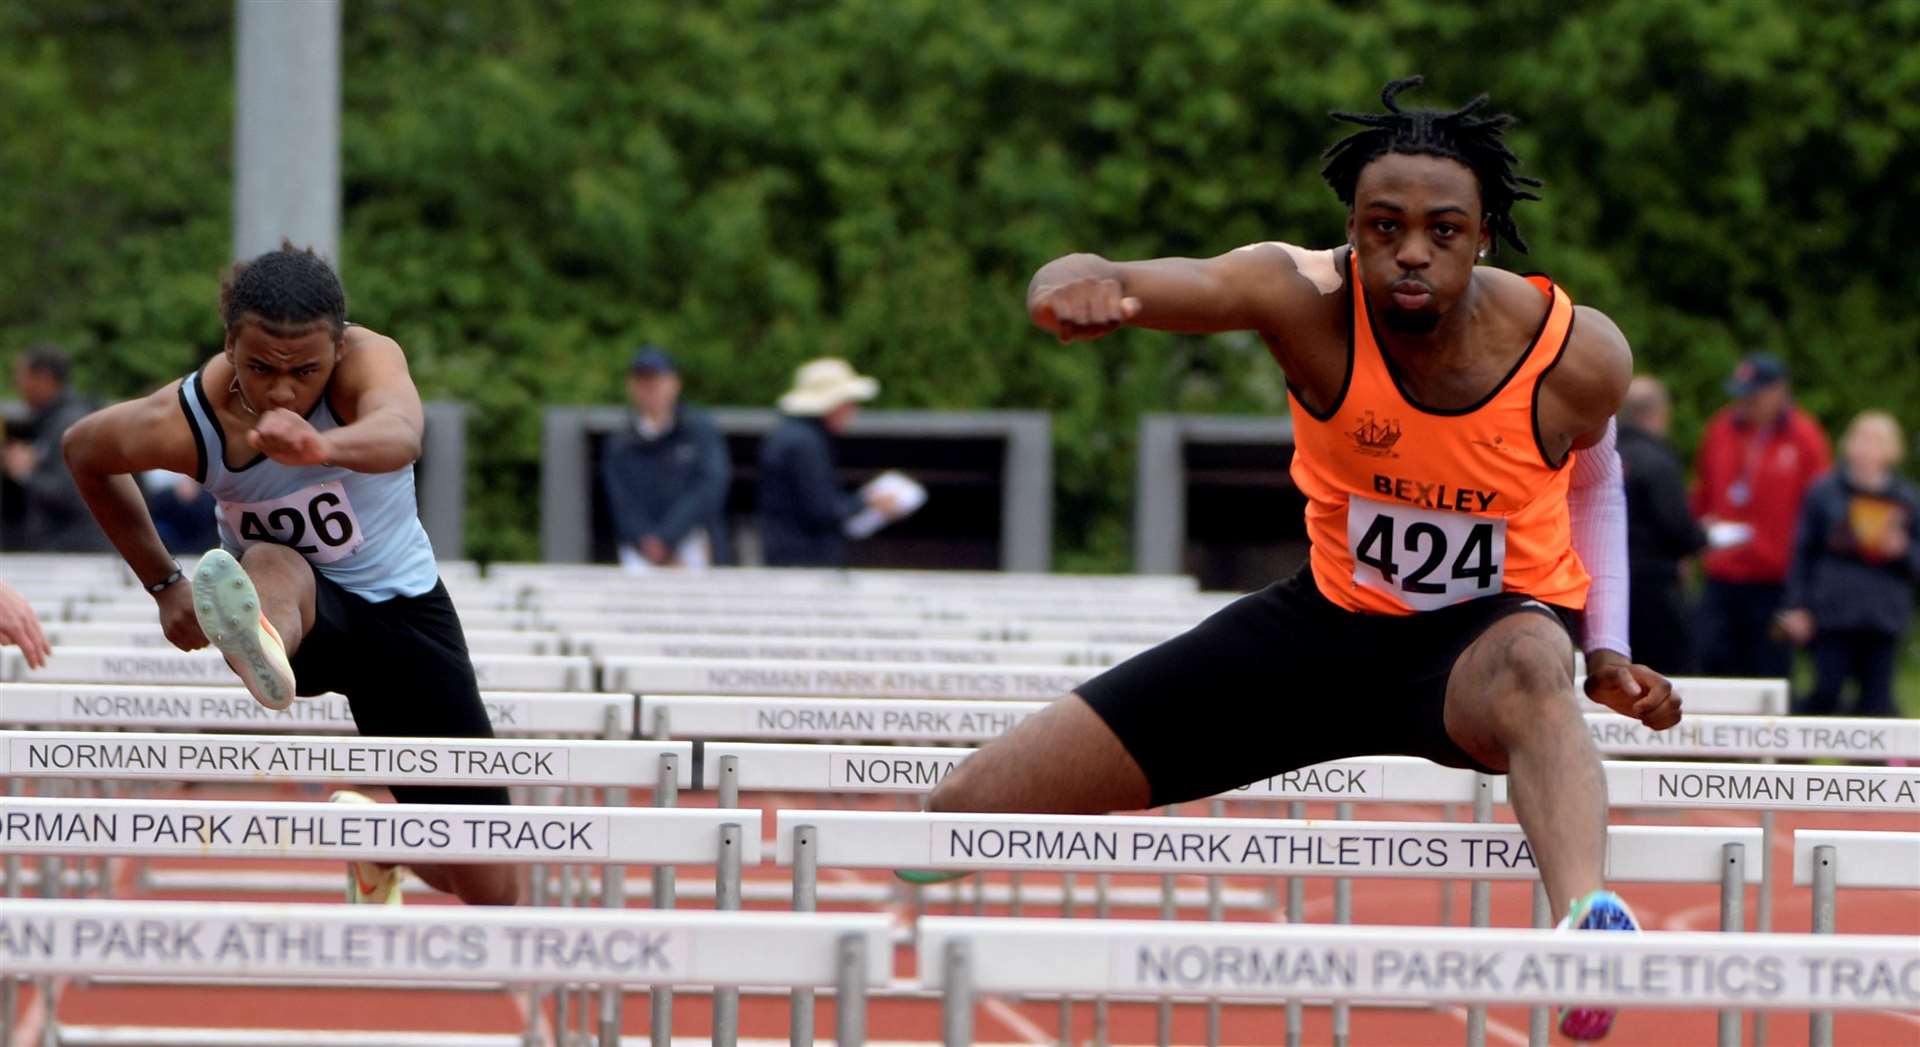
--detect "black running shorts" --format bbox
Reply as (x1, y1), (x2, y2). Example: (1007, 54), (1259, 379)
(1077, 567), (1579, 807)
(290, 573), (510, 807)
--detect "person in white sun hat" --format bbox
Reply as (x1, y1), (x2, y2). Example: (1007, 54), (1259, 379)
(757, 357), (899, 566)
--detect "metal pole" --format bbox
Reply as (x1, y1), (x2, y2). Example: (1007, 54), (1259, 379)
(1060, 871), (1077, 1046)
(718, 755), (739, 810)
(1094, 874), (1111, 1046)
(1440, 802), (1459, 926)
(1717, 842), (1745, 1047)
(1206, 797), (1225, 1047)
(650, 755), (678, 1047)
(233, 0), (340, 264)
(525, 788), (549, 1047)
(791, 825), (818, 1047)
(1285, 799), (1305, 1047)
(1754, 809), (1776, 1047)
(597, 786), (628, 1047)
(1332, 800), (1353, 1047)
(836, 932), (868, 1047)
(1466, 774), (1493, 1047)
(942, 938), (974, 1047)
(1529, 882), (1550, 1047)
(1809, 844), (1835, 1047)
(712, 823), (743, 1047)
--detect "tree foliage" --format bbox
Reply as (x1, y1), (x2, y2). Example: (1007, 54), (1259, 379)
(4, 0), (1915, 567)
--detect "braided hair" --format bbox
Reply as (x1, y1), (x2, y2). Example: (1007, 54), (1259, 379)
(1321, 76), (1541, 255)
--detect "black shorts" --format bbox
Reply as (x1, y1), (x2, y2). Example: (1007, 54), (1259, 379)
(291, 573), (510, 807)
(1078, 567), (1579, 807)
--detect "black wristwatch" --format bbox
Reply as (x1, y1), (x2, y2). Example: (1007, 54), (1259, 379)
(145, 563), (185, 594)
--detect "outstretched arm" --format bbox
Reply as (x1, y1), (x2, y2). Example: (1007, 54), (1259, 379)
(62, 384), (211, 652)
(1027, 242), (1342, 343)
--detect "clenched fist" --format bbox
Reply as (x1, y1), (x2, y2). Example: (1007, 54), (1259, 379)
(1584, 649), (1682, 730)
(247, 408), (332, 467)
(1031, 277), (1142, 343)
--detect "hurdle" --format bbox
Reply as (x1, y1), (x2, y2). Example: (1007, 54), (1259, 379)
(915, 917), (1920, 1046)
(40, 622), (564, 656)
(0, 683), (633, 737)
(0, 796), (758, 1046)
(605, 658), (1100, 701)
(0, 647), (595, 691)
(1793, 829), (1920, 1047)
(0, 899), (891, 1047)
(567, 616), (1180, 646)
(573, 634), (1148, 667)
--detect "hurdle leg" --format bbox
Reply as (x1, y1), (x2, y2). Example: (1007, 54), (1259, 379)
(1285, 800), (1305, 1047)
(650, 754), (679, 1047)
(1753, 809), (1775, 1047)
(1156, 804), (1177, 1046)
(1717, 841), (1745, 1047)
(836, 932), (868, 1047)
(525, 787), (549, 1047)
(1332, 801), (1353, 1047)
(597, 785), (629, 1047)
(1809, 844), (1835, 1047)
(1059, 871), (1077, 1046)
(1528, 882), (1550, 1046)
(3, 778), (18, 1046)
(712, 823), (743, 1047)
(1206, 798), (1226, 1047)
(943, 938), (974, 1047)
(792, 825), (818, 1047)
(1466, 775), (1493, 1047)
(1094, 873), (1111, 1046)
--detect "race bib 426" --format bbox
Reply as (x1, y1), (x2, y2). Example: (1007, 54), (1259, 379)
(1347, 495), (1506, 611)
(220, 482), (365, 565)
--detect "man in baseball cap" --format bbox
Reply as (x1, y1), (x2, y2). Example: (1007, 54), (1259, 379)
(1691, 352), (1831, 677)
(598, 346), (733, 570)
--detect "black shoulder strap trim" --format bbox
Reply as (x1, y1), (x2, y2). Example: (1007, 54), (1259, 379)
(1531, 309), (1580, 470)
(176, 379), (208, 485)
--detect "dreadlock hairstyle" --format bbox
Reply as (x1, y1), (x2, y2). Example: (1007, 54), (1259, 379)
(220, 239), (348, 341)
(1320, 76), (1542, 256)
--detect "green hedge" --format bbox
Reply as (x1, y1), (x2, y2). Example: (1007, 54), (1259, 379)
(5, 0), (1915, 568)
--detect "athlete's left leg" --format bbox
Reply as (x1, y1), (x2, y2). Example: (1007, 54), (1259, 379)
(1440, 610), (1604, 918)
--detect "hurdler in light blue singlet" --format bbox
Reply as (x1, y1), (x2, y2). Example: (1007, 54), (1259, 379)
(177, 366), (439, 602)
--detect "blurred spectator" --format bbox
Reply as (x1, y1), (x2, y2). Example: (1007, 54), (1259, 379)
(598, 347), (732, 571)
(141, 469), (219, 554)
(1619, 376), (1707, 674)
(0, 580), (51, 669)
(1778, 411), (1917, 716)
(1691, 353), (1830, 678)
(4, 344), (108, 552)
(758, 358), (894, 567)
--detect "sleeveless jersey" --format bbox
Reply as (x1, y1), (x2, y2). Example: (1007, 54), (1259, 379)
(178, 366), (439, 602)
(1286, 250), (1589, 615)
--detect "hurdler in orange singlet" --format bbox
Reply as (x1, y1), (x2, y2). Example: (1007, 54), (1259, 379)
(1290, 248), (1590, 614)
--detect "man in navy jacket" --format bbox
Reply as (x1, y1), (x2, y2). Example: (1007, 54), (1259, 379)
(598, 348), (732, 568)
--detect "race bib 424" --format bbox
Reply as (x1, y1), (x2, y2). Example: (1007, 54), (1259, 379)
(1347, 495), (1506, 611)
(220, 482), (365, 565)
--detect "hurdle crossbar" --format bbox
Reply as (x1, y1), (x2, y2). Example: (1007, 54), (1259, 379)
(0, 731), (692, 789)
(1497, 761), (1920, 813)
(0, 796), (759, 865)
(914, 918), (1919, 1012)
(0, 684), (632, 737)
(1792, 830), (1920, 890)
(0, 899), (889, 987)
(774, 810), (1761, 883)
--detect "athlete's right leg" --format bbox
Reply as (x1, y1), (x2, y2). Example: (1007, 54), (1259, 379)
(192, 545), (315, 709)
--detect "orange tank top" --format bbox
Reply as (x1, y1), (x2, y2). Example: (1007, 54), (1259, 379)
(1286, 249), (1590, 615)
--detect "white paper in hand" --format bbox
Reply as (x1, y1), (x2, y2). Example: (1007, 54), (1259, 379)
(846, 471), (927, 538)
(1706, 521), (1754, 550)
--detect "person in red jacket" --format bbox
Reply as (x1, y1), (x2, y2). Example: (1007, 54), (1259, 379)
(1690, 353), (1831, 677)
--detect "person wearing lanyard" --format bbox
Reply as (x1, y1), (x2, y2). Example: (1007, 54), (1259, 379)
(1690, 353), (1831, 678)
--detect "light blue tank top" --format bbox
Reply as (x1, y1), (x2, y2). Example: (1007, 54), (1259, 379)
(179, 366), (439, 602)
